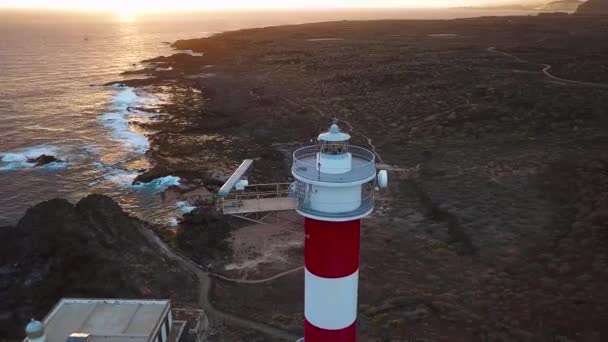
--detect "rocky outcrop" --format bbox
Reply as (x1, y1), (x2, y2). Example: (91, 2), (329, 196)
(576, 0), (608, 14)
(176, 208), (231, 265)
(142, 53), (205, 72)
(26, 155), (61, 167)
(0, 195), (197, 339)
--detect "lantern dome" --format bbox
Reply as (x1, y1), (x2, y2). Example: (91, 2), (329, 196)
(318, 124), (350, 142)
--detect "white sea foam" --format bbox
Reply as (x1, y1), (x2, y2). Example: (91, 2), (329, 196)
(100, 87), (163, 154)
(0, 145), (64, 171)
(180, 49), (205, 57)
(92, 162), (180, 193)
(176, 201), (196, 214)
(132, 175), (181, 193)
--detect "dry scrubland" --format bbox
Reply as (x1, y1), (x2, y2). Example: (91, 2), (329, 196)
(109, 16), (608, 341)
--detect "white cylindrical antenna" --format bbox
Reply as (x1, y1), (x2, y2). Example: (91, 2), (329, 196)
(377, 170), (388, 188)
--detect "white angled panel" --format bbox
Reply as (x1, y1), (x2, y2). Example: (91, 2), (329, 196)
(305, 268), (358, 330)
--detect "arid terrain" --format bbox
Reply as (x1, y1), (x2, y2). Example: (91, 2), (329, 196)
(5, 14), (608, 342)
(107, 15), (608, 341)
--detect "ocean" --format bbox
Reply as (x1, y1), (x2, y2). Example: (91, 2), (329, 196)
(0, 8), (536, 226)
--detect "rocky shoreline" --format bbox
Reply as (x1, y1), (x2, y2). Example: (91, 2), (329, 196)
(4, 14), (608, 341)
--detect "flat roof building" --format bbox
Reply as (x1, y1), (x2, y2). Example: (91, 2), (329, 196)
(24, 298), (186, 342)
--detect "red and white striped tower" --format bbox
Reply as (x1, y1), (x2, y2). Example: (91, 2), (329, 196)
(292, 123), (388, 341)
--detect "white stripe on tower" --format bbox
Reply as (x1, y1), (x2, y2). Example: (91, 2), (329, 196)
(305, 269), (358, 329)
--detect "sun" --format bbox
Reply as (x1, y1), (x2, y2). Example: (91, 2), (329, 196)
(112, 4), (139, 22)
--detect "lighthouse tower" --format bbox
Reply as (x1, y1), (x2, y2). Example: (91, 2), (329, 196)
(292, 123), (387, 341)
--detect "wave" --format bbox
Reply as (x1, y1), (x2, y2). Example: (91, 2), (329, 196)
(92, 162), (180, 193)
(133, 175), (181, 193)
(99, 87), (163, 154)
(0, 144), (65, 171)
(176, 201), (196, 214)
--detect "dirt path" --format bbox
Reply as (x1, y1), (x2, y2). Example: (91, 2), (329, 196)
(488, 46), (608, 89)
(138, 226), (300, 341)
(210, 266), (304, 284)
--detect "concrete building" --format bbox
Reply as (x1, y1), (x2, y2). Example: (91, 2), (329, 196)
(23, 298), (186, 342)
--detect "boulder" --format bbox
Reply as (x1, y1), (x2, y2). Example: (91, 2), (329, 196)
(26, 154), (61, 167)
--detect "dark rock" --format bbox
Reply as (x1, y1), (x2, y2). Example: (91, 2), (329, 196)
(0, 195), (198, 338)
(121, 68), (154, 76)
(103, 78), (160, 87)
(177, 208), (232, 264)
(132, 166), (172, 185)
(143, 53), (201, 65)
(26, 155), (61, 167)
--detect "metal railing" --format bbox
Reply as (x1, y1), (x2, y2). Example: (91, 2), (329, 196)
(292, 145), (376, 183)
(218, 183), (294, 213)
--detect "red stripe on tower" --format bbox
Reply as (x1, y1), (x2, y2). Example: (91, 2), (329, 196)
(305, 218), (360, 278)
(304, 320), (356, 341)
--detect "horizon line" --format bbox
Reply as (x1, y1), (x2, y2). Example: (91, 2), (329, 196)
(0, 6), (536, 13)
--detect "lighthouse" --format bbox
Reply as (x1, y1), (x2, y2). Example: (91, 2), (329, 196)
(292, 123), (388, 341)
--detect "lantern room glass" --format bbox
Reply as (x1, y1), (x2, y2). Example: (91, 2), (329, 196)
(320, 141), (348, 155)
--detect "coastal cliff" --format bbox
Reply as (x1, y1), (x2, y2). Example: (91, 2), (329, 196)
(576, 0), (608, 14)
(0, 195), (198, 339)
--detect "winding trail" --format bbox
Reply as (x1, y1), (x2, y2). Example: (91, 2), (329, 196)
(211, 266), (304, 284)
(138, 226), (300, 341)
(487, 47), (608, 89)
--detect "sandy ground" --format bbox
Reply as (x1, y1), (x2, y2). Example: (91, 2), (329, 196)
(117, 16), (608, 341)
(223, 211), (303, 279)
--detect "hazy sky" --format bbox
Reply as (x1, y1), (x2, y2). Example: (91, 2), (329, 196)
(0, 0), (532, 11)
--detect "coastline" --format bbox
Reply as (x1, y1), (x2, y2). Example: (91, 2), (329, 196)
(3, 13), (608, 341)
